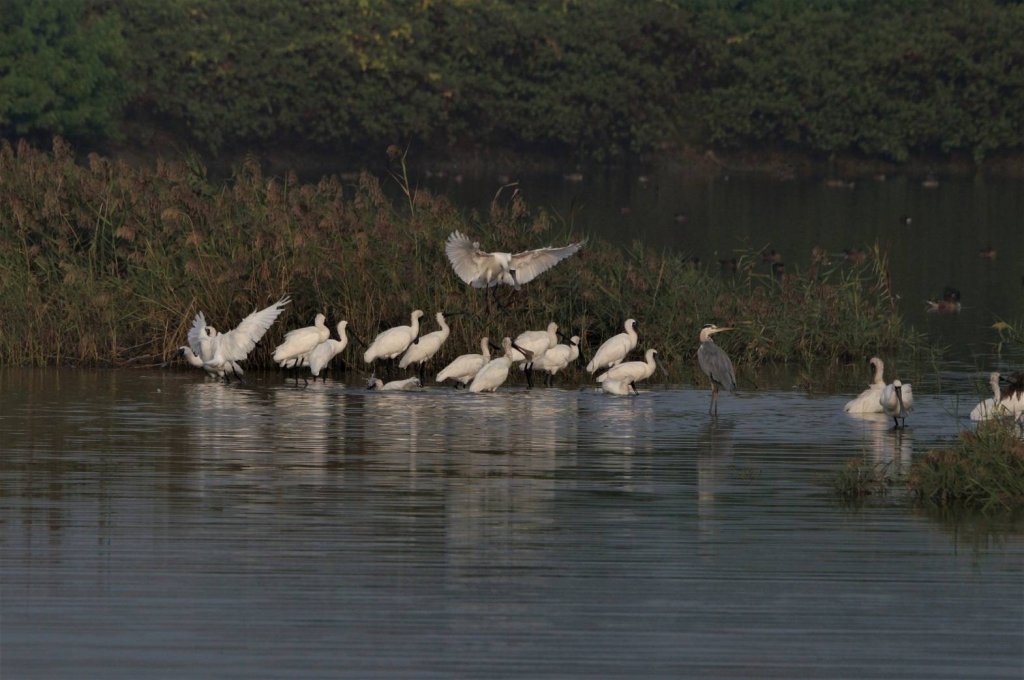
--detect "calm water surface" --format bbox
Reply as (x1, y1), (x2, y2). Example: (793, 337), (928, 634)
(2, 368), (1022, 679)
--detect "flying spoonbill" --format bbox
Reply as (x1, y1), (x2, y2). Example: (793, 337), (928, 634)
(697, 324), (736, 415)
(363, 310), (425, 364)
(435, 337), (490, 387)
(185, 296), (291, 380)
(469, 337), (530, 393)
(880, 379), (913, 428)
(445, 230), (584, 291)
(586, 318), (639, 374)
(597, 348), (666, 391)
(844, 357), (886, 413)
(399, 311), (452, 381)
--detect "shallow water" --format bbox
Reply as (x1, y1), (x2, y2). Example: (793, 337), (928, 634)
(2, 369), (1022, 679)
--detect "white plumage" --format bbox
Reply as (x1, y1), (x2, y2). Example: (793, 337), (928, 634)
(273, 313), (330, 365)
(399, 312), (450, 370)
(445, 230), (584, 289)
(436, 337), (490, 386)
(363, 310), (425, 363)
(532, 335), (580, 379)
(880, 379), (913, 428)
(307, 321), (349, 380)
(509, 322), (559, 365)
(469, 337), (521, 393)
(367, 376), (422, 391)
(185, 297), (291, 379)
(586, 318), (639, 373)
(600, 378), (637, 396)
(844, 357), (886, 413)
(970, 372), (1024, 421)
(596, 348), (664, 388)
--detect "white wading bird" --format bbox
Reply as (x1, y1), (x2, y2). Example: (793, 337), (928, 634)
(509, 321), (559, 387)
(586, 318), (639, 374)
(600, 378), (638, 396)
(697, 324), (736, 415)
(305, 321), (349, 382)
(970, 371), (1024, 421)
(183, 297), (291, 380)
(273, 313), (330, 366)
(435, 337), (490, 387)
(530, 335), (581, 387)
(363, 310), (425, 364)
(445, 230), (584, 304)
(469, 337), (530, 393)
(596, 348), (666, 392)
(844, 356), (886, 413)
(367, 376), (422, 391)
(399, 311), (452, 381)
(880, 379), (913, 428)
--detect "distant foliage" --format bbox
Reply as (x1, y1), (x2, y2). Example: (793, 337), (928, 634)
(0, 0), (126, 143)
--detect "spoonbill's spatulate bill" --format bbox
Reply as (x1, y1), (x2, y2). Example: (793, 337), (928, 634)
(880, 379), (913, 428)
(697, 324), (736, 415)
(445, 231), (584, 290)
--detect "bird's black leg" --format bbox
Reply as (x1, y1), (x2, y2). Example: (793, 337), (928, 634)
(525, 364), (534, 389)
(893, 416), (900, 428)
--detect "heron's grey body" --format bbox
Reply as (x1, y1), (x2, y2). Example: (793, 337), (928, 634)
(697, 324), (736, 415)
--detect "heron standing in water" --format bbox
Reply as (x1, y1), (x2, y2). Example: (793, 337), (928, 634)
(697, 324), (736, 415)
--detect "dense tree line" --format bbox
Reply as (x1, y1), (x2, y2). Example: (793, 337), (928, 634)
(3, 0), (1024, 162)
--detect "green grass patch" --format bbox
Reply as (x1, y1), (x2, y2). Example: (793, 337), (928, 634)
(909, 420), (1024, 513)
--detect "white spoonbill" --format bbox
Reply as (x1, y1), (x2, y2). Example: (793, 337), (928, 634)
(970, 372), (1024, 421)
(363, 309), (425, 364)
(509, 321), (559, 386)
(531, 335), (580, 387)
(880, 379), (913, 428)
(186, 297), (291, 380)
(399, 311), (451, 380)
(597, 348), (666, 391)
(435, 337), (490, 387)
(445, 230), (584, 290)
(306, 321), (349, 382)
(586, 318), (639, 374)
(600, 378), (638, 396)
(844, 357), (886, 413)
(367, 376), (422, 391)
(469, 337), (530, 393)
(697, 324), (736, 415)
(273, 313), (330, 365)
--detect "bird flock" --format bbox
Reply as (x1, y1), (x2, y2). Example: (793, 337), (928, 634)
(178, 232), (1024, 427)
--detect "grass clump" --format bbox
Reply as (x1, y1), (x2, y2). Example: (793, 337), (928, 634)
(832, 456), (902, 503)
(909, 420), (1024, 513)
(0, 139), (927, 373)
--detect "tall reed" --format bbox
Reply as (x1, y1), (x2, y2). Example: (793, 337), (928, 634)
(0, 139), (926, 373)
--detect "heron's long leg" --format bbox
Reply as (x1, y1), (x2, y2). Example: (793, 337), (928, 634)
(710, 383), (719, 415)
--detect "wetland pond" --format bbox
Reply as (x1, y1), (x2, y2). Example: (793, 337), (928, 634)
(3, 169), (1024, 678)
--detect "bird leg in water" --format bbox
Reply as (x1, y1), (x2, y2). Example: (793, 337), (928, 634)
(710, 384), (719, 415)
(525, 363), (534, 389)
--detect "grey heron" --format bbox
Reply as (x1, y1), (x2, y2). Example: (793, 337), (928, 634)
(697, 324), (736, 415)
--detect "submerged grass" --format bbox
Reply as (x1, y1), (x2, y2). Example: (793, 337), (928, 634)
(832, 456), (903, 502)
(0, 139), (928, 372)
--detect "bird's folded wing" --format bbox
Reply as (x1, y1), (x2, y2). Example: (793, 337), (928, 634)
(187, 312), (207, 355)
(445, 232), (488, 284)
(510, 242), (584, 284)
(219, 297), (290, 361)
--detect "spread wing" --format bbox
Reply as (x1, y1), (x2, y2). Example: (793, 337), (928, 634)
(187, 312), (207, 355)
(445, 231), (491, 285)
(510, 240), (584, 284)
(218, 296), (291, 361)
